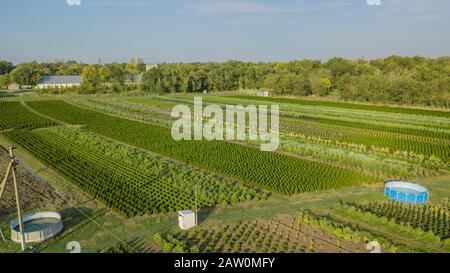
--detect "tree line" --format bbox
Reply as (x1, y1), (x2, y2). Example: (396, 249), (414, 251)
(1, 56), (449, 107)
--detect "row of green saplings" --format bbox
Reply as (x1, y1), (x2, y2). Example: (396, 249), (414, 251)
(152, 223), (296, 253)
(150, 211), (402, 253)
(4, 126), (268, 218)
(333, 201), (450, 252)
(54, 98), (448, 179)
(96, 201), (450, 253)
(66, 98), (444, 179)
(357, 199), (450, 239)
(283, 132), (447, 168)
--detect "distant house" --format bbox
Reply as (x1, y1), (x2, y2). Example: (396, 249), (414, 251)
(256, 90), (269, 97)
(36, 75), (82, 89)
(146, 64), (158, 71)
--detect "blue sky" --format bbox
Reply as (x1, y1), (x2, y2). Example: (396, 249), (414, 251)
(1, 0), (449, 64)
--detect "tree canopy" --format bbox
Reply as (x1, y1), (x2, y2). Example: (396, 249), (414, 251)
(10, 61), (45, 86)
(0, 60), (14, 75)
(1, 56), (449, 107)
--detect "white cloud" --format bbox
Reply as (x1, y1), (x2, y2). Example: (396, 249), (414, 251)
(66, 0), (81, 6)
(367, 0), (382, 6)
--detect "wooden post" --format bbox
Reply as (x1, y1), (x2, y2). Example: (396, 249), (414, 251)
(0, 146), (26, 251)
(0, 161), (13, 200)
(11, 158), (26, 251)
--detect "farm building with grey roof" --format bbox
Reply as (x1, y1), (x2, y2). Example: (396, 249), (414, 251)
(36, 75), (82, 89)
(35, 75), (142, 89)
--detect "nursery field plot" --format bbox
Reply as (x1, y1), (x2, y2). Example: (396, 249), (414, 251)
(71, 98), (173, 127)
(0, 101), (57, 130)
(279, 112), (450, 139)
(81, 95), (450, 141)
(70, 97), (442, 177)
(158, 94), (450, 131)
(280, 117), (450, 162)
(279, 139), (436, 178)
(163, 94), (450, 135)
(153, 215), (372, 253)
(122, 97), (178, 110)
(359, 201), (450, 239)
(3, 127), (261, 217)
(129, 95), (450, 162)
(227, 95), (450, 118)
(26, 100), (379, 195)
(329, 203), (450, 252)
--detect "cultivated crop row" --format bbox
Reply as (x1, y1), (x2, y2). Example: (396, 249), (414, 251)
(130, 95), (450, 162)
(359, 201), (450, 239)
(26, 100), (379, 195)
(0, 101), (56, 130)
(283, 113), (450, 140)
(154, 221), (300, 253)
(281, 118), (450, 162)
(229, 95), (450, 118)
(153, 215), (376, 253)
(162, 95), (450, 138)
(4, 128), (262, 217)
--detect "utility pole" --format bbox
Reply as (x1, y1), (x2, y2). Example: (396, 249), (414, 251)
(0, 145), (26, 251)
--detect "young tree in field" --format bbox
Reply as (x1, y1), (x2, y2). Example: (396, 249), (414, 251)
(81, 66), (102, 93)
(10, 61), (45, 86)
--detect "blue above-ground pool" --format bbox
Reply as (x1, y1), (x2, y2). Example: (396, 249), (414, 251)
(384, 181), (429, 204)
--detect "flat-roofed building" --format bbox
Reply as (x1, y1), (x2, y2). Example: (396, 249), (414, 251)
(36, 75), (82, 89)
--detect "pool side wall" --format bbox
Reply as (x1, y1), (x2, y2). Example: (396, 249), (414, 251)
(384, 181), (429, 204)
(10, 212), (63, 244)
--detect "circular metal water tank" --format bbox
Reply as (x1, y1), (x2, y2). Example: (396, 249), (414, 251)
(384, 181), (428, 204)
(10, 211), (63, 244)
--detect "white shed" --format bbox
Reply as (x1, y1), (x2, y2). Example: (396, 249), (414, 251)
(178, 210), (197, 230)
(256, 90), (269, 97)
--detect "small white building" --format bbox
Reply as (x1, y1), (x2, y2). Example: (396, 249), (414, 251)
(36, 75), (82, 89)
(178, 210), (197, 230)
(256, 90), (269, 97)
(146, 64), (158, 71)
